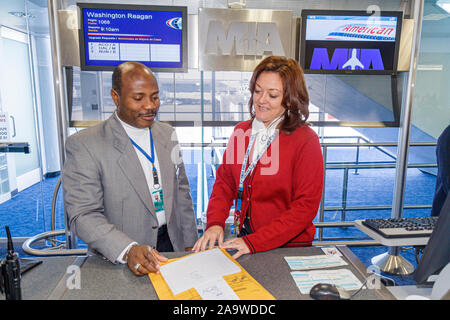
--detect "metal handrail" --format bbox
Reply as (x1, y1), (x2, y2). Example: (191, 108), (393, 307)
(50, 176), (61, 232)
(316, 140), (437, 241)
(202, 139), (437, 243)
(22, 176), (88, 256)
(22, 230), (87, 256)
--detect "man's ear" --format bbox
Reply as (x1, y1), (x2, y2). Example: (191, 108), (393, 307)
(111, 88), (120, 107)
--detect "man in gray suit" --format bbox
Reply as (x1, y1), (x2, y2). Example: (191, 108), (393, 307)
(62, 62), (198, 276)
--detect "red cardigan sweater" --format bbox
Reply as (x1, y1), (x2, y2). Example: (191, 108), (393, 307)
(206, 121), (324, 253)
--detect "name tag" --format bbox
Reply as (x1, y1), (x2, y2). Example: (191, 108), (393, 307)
(151, 189), (164, 213)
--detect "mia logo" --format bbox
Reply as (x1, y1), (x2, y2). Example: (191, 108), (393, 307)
(204, 21), (285, 56)
(310, 48), (384, 71)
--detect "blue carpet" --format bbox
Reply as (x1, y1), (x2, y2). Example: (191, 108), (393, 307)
(0, 175), (64, 239)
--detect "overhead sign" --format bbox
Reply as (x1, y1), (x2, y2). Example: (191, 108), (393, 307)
(300, 11), (402, 74)
(198, 8), (293, 71)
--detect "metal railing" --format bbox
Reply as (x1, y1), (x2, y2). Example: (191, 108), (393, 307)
(181, 138), (437, 246)
(22, 176), (88, 256)
(315, 141), (437, 245)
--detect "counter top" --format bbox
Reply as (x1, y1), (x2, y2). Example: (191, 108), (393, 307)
(20, 246), (394, 300)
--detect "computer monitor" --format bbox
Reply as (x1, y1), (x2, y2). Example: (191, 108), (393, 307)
(413, 194), (450, 284)
(77, 2), (188, 72)
(299, 9), (403, 74)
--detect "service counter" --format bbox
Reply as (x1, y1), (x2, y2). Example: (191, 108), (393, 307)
(20, 246), (395, 300)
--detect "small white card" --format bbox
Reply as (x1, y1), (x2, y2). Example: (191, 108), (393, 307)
(320, 246), (343, 256)
(284, 254), (347, 270)
(194, 277), (240, 300)
(291, 269), (363, 294)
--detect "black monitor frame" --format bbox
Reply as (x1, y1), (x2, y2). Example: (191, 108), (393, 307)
(299, 9), (403, 75)
(413, 194), (450, 284)
(77, 2), (188, 72)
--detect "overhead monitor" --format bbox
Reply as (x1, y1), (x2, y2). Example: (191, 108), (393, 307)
(77, 3), (188, 72)
(299, 10), (403, 74)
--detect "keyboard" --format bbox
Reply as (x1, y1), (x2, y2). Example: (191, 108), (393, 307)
(361, 217), (438, 239)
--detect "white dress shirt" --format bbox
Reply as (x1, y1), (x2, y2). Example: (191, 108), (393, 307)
(115, 113), (166, 263)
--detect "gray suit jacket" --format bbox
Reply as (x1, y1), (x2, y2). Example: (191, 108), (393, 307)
(62, 115), (198, 262)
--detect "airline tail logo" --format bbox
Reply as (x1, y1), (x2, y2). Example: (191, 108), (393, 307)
(166, 17), (182, 30)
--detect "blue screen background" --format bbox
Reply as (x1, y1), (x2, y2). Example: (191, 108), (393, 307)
(82, 8), (183, 69)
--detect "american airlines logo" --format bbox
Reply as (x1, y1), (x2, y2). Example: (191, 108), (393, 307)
(204, 21), (285, 56)
(310, 48), (384, 70)
(326, 24), (396, 41)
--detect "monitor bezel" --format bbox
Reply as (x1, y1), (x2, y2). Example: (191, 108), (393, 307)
(299, 9), (403, 75)
(413, 194), (450, 284)
(77, 2), (188, 72)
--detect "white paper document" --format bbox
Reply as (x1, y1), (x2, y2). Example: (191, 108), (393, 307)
(160, 248), (241, 295)
(291, 269), (363, 294)
(194, 277), (240, 300)
(284, 254), (347, 270)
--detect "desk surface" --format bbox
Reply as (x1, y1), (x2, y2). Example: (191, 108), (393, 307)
(21, 246), (395, 300)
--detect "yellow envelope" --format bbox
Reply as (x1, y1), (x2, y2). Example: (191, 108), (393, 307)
(148, 248), (275, 300)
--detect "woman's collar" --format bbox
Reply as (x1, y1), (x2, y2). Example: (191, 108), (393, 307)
(252, 114), (284, 134)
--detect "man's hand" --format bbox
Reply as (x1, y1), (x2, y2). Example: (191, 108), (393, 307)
(126, 245), (168, 276)
(192, 225), (224, 252)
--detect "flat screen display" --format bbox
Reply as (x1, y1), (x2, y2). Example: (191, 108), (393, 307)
(77, 3), (187, 72)
(300, 10), (403, 74)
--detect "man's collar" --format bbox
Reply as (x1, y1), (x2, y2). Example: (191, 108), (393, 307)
(115, 111), (151, 133)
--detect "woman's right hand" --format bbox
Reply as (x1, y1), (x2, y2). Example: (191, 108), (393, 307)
(192, 225), (224, 252)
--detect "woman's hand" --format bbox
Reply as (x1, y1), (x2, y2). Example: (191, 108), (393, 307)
(192, 225), (224, 252)
(221, 237), (250, 259)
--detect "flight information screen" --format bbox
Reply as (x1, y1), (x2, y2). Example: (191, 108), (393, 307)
(78, 4), (187, 72)
(300, 10), (402, 74)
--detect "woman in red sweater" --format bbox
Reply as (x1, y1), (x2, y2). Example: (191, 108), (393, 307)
(193, 56), (324, 259)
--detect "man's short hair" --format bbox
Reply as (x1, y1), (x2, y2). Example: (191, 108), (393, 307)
(112, 61), (152, 95)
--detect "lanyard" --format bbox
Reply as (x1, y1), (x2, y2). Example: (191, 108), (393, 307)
(129, 128), (160, 189)
(236, 131), (277, 212)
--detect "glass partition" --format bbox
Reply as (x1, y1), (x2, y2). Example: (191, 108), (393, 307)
(0, 0), (60, 239)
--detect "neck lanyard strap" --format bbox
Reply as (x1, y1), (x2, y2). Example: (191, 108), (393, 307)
(129, 128), (160, 187)
(236, 132), (277, 211)
(129, 128), (155, 164)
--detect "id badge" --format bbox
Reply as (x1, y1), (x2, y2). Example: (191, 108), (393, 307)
(151, 189), (164, 213)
